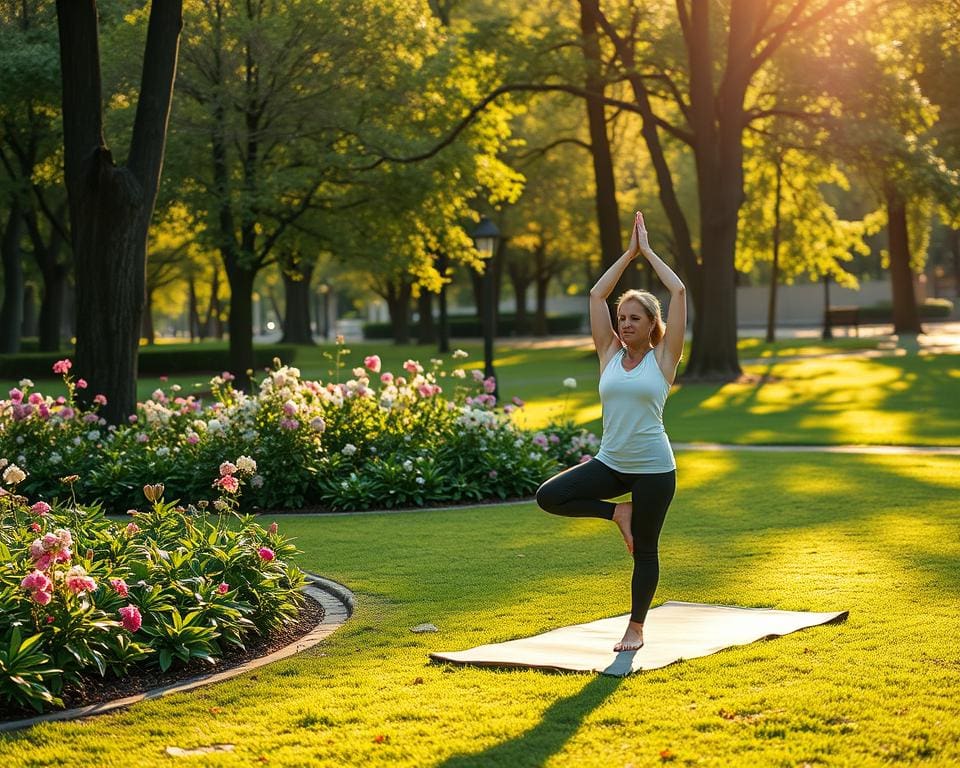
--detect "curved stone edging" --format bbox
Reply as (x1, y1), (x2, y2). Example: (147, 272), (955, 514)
(0, 573), (354, 734)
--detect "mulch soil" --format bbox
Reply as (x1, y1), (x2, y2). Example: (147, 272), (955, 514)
(1, 595), (325, 725)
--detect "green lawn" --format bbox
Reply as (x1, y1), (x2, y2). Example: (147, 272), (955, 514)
(2, 450), (958, 766)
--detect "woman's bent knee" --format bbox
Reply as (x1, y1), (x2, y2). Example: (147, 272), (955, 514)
(535, 482), (561, 514)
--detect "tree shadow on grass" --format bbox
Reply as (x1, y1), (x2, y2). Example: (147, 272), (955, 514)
(434, 672), (621, 768)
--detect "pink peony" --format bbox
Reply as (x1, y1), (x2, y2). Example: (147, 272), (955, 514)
(483, 376), (496, 394)
(136, 433), (149, 443)
(126, 522), (141, 535)
(282, 400), (298, 416)
(219, 461), (238, 477)
(76, 378), (88, 389)
(29, 522), (41, 533)
(52, 359), (72, 375)
(31, 501), (51, 517)
(119, 605), (142, 632)
(258, 547), (276, 562)
(217, 582), (229, 595)
(364, 355), (382, 373)
(28, 392), (43, 405)
(471, 369), (484, 382)
(94, 394), (107, 406)
(59, 406), (75, 420)
(110, 578), (129, 597)
(33, 590), (52, 605)
(9, 388), (23, 403)
(380, 372), (394, 384)
(310, 416), (326, 433)
(512, 396), (525, 407)
(187, 433), (199, 445)
(65, 566), (97, 594)
(21, 570), (53, 593)
(402, 359), (422, 375)
(216, 475), (240, 493)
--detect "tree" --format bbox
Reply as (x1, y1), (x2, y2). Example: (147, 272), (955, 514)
(55, 0), (182, 421)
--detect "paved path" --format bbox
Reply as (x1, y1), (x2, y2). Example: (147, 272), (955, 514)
(672, 442), (960, 456)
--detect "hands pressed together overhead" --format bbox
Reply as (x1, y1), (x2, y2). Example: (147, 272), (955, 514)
(627, 210), (652, 260)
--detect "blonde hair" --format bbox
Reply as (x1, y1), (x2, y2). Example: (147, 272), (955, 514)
(615, 289), (666, 347)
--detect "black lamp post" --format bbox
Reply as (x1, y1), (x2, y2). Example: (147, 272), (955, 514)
(472, 217), (500, 399)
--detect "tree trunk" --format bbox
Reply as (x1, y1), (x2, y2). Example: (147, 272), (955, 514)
(512, 273), (531, 335)
(225, 262), (255, 382)
(141, 289), (156, 344)
(24, 206), (70, 352)
(437, 251), (450, 353)
(280, 265), (316, 345)
(384, 280), (413, 345)
(534, 275), (550, 336)
(766, 155), (783, 344)
(0, 202), (24, 353)
(416, 290), (436, 345)
(579, 0), (629, 294)
(22, 283), (39, 339)
(885, 183), (922, 334)
(949, 227), (959, 299)
(56, 0), (182, 422)
(203, 267), (222, 339)
(187, 274), (200, 341)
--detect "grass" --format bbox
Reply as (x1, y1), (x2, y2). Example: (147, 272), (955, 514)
(2, 449), (959, 766)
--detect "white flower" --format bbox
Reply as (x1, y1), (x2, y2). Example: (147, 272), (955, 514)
(19, 378), (34, 388)
(250, 474), (264, 489)
(15, 436), (24, 445)
(416, 476), (426, 485)
(236, 455), (257, 474)
(156, 446), (170, 457)
(2, 463), (26, 485)
(402, 460), (414, 472)
(563, 377), (577, 389)
(87, 430), (100, 441)
(452, 368), (466, 379)
(207, 419), (222, 432)
(452, 349), (468, 359)
(342, 443), (357, 456)
(50, 452), (62, 464)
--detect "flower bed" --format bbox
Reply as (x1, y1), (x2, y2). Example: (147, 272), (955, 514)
(0, 348), (598, 513)
(0, 466), (305, 714)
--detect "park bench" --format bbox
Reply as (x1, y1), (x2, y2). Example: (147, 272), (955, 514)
(824, 306), (860, 336)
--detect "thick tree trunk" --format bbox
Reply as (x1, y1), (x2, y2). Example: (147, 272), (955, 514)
(766, 156), (783, 343)
(579, 0), (632, 296)
(56, 0), (182, 422)
(885, 183), (922, 334)
(280, 266), (316, 345)
(384, 280), (413, 345)
(224, 262), (255, 381)
(203, 267), (223, 340)
(1, 203), (24, 353)
(141, 290), (156, 344)
(22, 284), (38, 339)
(416, 291), (436, 345)
(533, 276), (550, 336)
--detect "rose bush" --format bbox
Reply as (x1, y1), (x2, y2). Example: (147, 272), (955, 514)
(0, 349), (598, 513)
(0, 464), (304, 714)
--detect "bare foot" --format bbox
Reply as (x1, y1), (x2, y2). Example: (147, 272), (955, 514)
(613, 621), (644, 652)
(612, 502), (633, 554)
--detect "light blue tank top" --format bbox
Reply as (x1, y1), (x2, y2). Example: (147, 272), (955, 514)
(594, 347), (676, 474)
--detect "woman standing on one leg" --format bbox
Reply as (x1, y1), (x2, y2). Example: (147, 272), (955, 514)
(536, 210), (686, 652)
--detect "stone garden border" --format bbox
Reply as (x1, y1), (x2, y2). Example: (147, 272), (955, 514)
(0, 574), (354, 733)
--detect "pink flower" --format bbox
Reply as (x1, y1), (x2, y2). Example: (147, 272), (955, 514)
(94, 394), (107, 406)
(126, 522), (141, 535)
(160, 375), (168, 382)
(128, 414), (138, 423)
(217, 475), (240, 493)
(380, 372), (394, 384)
(221, 371), (236, 382)
(136, 433), (149, 444)
(21, 570), (52, 594)
(65, 566), (97, 594)
(76, 378), (88, 389)
(31, 501), (51, 517)
(9, 388), (23, 403)
(364, 355), (382, 373)
(30, 522), (41, 533)
(219, 461), (238, 477)
(403, 359), (422, 375)
(28, 392), (43, 405)
(110, 578), (129, 597)
(471, 369), (484, 381)
(258, 547), (275, 562)
(217, 582), (229, 595)
(52, 359), (72, 375)
(119, 605), (142, 632)
(268, 522), (278, 535)
(280, 417), (299, 430)
(46, 615), (55, 624)
(512, 396), (525, 407)
(503, 404), (516, 415)
(282, 400), (298, 416)
(483, 377), (496, 394)
(59, 406), (75, 420)
(310, 416), (326, 433)
(418, 384), (434, 398)
(33, 590), (52, 605)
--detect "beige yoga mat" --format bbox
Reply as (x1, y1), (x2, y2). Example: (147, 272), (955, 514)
(431, 601), (848, 676)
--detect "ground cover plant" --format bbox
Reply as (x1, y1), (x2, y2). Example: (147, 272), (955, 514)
(0, 353), (597, 514)
(0, 464), (304, 714)
(0, 450), (957, 766)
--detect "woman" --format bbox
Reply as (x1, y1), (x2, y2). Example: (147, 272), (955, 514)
(536, 210), (686, 652)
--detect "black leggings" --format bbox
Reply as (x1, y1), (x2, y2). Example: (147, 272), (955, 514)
(535, 459), (676, 624)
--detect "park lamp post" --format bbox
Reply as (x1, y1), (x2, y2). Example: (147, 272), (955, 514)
(472, 217), (500, 400)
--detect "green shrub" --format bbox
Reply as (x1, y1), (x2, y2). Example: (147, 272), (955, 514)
(362, 312), (585, 339)
(0, 466), (304, 714)
(858, 298), (954, 323)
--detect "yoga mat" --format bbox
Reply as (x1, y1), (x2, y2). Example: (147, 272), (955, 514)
(431, 601), (848, 676)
